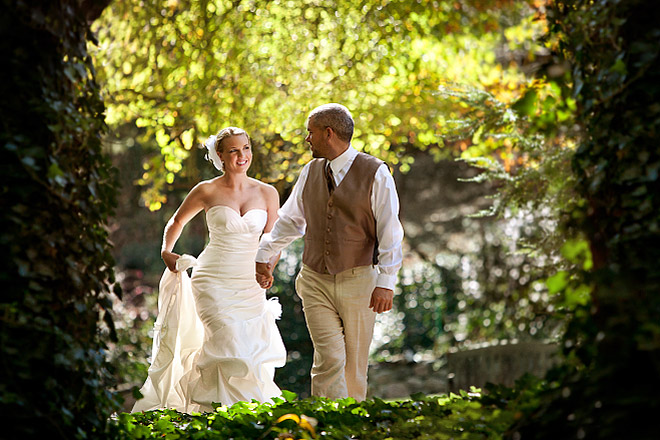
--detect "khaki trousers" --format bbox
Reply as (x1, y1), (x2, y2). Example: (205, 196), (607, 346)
(295, 263), (378, 401)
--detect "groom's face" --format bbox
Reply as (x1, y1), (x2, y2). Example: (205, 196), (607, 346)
(305, 118), (329, 159)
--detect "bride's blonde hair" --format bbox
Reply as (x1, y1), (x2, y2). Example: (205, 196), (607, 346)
(214, 127), (251, 153)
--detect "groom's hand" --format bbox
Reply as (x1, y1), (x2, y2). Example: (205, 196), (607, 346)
(369, 287), (394, 313)
(256, 262), (273, 289)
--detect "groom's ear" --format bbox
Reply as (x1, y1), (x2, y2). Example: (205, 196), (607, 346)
(325, 126), (334, 139)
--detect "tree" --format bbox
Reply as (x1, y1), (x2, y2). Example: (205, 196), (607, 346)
(0, 0), (120, 437)
(93, 0), (541, 209)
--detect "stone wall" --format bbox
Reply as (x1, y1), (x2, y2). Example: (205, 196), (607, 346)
(367, 342), (559, 399)
(367, 360), (447, 399)
(446, 342), (559, 392)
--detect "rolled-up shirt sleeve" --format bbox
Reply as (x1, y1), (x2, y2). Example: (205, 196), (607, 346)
(256, 165), (310, 263)
(371, 164), (404, 291)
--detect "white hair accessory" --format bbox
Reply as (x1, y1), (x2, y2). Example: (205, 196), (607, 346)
(204, 135), (223, 172)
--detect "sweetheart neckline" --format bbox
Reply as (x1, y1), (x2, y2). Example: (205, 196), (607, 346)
(206, 205), (267, 218)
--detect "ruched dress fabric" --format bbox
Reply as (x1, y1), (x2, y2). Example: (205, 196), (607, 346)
(132, 206), (286, 413)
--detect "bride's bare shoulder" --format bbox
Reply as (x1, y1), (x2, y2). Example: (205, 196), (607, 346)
(250, 178), (278, 196)
(195, 176), (223, 189)
(188, 177), (224, 197)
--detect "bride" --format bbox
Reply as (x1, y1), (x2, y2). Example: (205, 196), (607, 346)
(132, 127), (286, 413)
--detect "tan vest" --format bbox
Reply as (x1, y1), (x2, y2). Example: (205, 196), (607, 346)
(302, 152), (384, 274)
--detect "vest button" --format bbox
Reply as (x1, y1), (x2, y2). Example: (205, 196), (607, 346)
(327, 214), (332, 219)
(325, 239), (330, 244)
(328, 201), (333, 207)
(326, 227), (331, 232)
(325, 250), (330, 255)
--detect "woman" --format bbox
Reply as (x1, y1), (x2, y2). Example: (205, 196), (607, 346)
(132, 127), (286, 413)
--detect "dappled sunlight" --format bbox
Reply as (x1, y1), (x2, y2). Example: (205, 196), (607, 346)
(92, 0), (546, 208)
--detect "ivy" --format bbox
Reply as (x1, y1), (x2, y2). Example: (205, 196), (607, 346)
(110, 379), (545, 439)
(0, 0), (120, 438)
(504, 0), (660, 438)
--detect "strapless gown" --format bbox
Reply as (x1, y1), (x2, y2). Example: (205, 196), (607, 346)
(132, 205), (286, 413)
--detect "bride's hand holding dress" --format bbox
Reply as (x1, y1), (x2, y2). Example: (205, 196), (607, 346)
(132, 127), (286, 414)
(161, 250), (180, 273)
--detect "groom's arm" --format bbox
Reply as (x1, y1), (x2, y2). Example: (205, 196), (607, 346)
(256, 164), (311, 266)
(369, 164), (404, 312)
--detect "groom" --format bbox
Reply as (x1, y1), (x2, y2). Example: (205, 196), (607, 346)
(255, 103), (404, 401)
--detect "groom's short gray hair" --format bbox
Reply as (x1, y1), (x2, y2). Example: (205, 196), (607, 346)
(308, 103), (354, 143)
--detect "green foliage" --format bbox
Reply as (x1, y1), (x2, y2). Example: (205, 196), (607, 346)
(380, 263), (448, 356)
(110, 378), (545, 439)
(431, 1), (660, 437)
(0, 0), (121, 437)
(93, 0), (541, 209)
(376, 254), (561, 359)
(271, 242), (314, 398)
(424, 77), (588, 351)
(372, 149), (572, 358)
(106, 269), (157, 387)
(503, 0), (660, 438)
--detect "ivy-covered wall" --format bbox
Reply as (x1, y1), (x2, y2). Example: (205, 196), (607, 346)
(513, 1), (660, 438)
(0, 0), (119, 438)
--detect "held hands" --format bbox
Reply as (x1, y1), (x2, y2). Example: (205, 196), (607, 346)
(161, 250), (181, 273)
(369, 287), (394, 313)
(255, 262), (274, 289)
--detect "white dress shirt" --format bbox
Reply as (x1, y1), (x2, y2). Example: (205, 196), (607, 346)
(256, 146), (404, 290)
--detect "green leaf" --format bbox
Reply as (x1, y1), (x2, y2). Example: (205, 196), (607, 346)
(546, 271), (568, 295)
(564, 284), (591, 307)
(410, 392), (428, 401)
(512, 89), (538, 117)
(281, 390), (298, 402)
(560, 239), (593, 270)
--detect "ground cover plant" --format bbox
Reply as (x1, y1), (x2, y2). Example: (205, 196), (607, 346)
(110, 378), (543, 440)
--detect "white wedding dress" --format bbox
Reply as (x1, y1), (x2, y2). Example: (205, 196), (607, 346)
(132, 205), (286, 413)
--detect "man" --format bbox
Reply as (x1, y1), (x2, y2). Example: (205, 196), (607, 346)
(255, 103), (404, 401)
